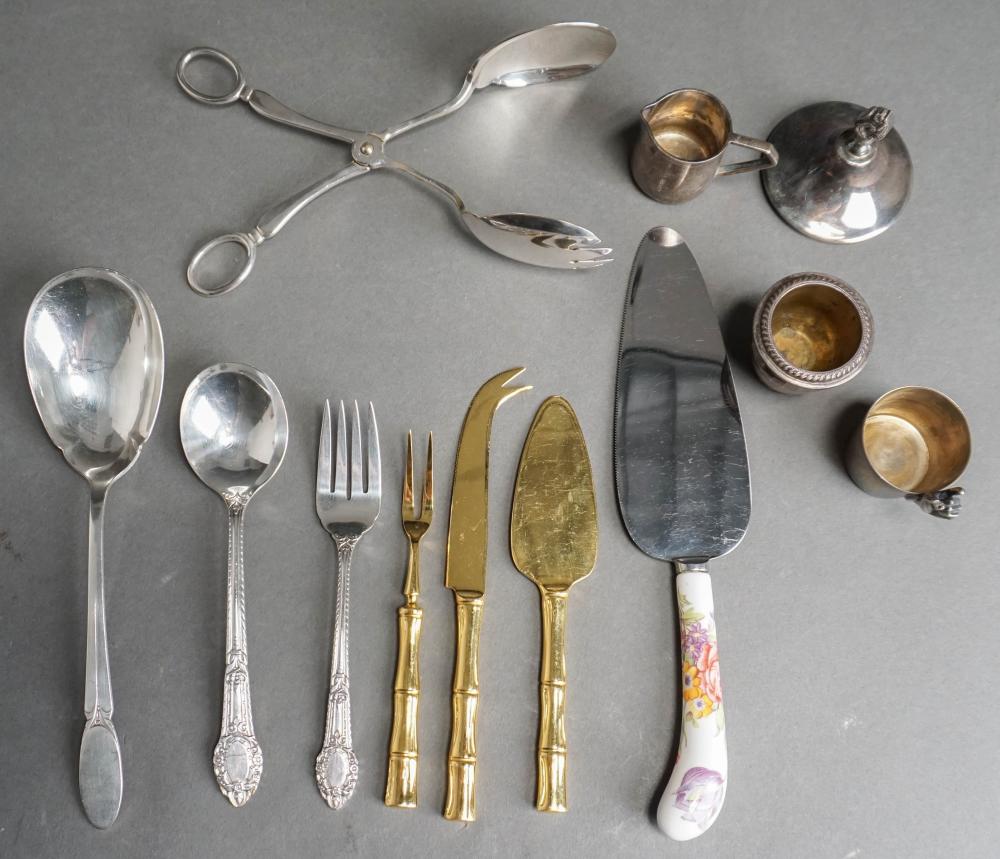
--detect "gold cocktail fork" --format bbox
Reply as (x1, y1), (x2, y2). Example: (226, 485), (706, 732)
(385, 431), (433, 807)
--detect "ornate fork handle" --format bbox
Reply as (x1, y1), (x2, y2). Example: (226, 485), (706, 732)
(214, 498), (263, 807)
(316, 535), (359, 809)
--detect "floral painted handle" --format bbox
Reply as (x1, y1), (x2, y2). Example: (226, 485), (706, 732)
(657, 567), (727, 840)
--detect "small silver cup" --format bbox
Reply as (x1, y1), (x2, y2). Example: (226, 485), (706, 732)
(631, 88), (777, 203)
(846, 386), (971, 519)
(752, 273), (874, 394)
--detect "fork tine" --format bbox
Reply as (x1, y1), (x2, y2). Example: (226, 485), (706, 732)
(317, 399), (332, 497)
(335, 400), (348, 496)
(401, 430), (415, 519)
(350, 400), (363, 496)
(421, 432), (433, 523)
(366, 401), (381, 499)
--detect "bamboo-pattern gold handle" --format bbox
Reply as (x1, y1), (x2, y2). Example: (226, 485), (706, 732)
(385, 604), (422, 808)
(537, 589), (569, 813)
(443, 593), (483, 821)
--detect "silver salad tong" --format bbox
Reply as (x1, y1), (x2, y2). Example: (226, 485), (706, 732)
(176, 22), (616, 295)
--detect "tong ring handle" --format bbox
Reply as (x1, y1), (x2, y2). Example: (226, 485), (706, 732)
(176, 47), (247, 105)
(187, 232), (258, 297)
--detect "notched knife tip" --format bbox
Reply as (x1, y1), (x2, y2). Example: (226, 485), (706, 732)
(495, 366), (532, 398)
(646, 226), (685, 247)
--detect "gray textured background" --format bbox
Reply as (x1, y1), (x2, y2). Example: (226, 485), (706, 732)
(2, 1), (999, 857)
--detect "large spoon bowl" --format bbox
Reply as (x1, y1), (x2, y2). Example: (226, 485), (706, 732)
(25, 268), (164, 490)
(24, 267), (164, 830)
(179, 362), (287, 806)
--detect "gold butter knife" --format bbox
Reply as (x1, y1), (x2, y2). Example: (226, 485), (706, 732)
(510, 396), (597, 813)
(443, 368), (531, 822)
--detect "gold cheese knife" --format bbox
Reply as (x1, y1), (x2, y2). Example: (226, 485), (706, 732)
(510, 396), (597, 813)
(443, 368), (531, 822)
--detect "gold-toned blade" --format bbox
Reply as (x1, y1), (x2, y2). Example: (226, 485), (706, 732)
(445, 368), (531, 596)
(511, 396), (597, 589)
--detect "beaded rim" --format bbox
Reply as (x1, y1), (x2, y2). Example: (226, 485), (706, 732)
(753, 272), (873, 388)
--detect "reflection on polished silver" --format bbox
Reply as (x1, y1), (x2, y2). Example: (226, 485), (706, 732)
(175, 23), (616, 294)
(631, 88), (777, 204)
(614, 229), (750, 840)
(614, 228), (751, 567)
(179, 363), (288, 806)
(762, 102), (912, 243)
(845, 386), (970, 519)
(752, 273), (874, 394)
(314, 400), (381, 809)
(24, 268), (164, 829)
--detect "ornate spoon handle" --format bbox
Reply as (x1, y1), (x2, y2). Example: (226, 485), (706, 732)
(316, 536), (359, 809)
(213, 499), (263, 807)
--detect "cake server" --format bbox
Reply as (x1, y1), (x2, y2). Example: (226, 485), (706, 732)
(510, 396), (597, 813)
(613, 227), (751, 840)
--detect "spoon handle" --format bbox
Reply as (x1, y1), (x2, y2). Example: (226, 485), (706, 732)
(315, 536), (359, 809)
(79, 490), (123, 829)
(213, 500), (263, 807)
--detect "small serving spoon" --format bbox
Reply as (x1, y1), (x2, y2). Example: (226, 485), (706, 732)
(24, 267), (164, 829)
(179, 363), (288, 807)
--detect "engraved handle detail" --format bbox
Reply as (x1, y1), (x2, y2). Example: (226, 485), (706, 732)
(385, 602), (422, 808)
(537, 590), (569, 813)
(657, 570), (727, 840)
(214, 499), (263, 807)
(316, 537), (359, 809)
(443, 593), (483, 822)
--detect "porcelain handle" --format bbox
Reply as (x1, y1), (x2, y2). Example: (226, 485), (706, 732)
(443, 593), (483, 822)
(657, 570), (727, 841)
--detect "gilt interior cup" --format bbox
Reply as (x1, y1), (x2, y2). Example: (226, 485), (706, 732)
(846, 386), (971, 519)
(752, 273), (874, 394)
(631, 88), (778, 203)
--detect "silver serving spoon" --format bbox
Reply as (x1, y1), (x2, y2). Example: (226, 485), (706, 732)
(179, 363), (288, 807)
(24, 267), (164, 829)
(178, 22), (616, 294)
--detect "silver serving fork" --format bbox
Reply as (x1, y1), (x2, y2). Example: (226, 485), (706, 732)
(315, 399), (381, 809)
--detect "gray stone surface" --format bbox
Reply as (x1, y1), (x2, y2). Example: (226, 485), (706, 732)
(1, 1), (998, 856)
